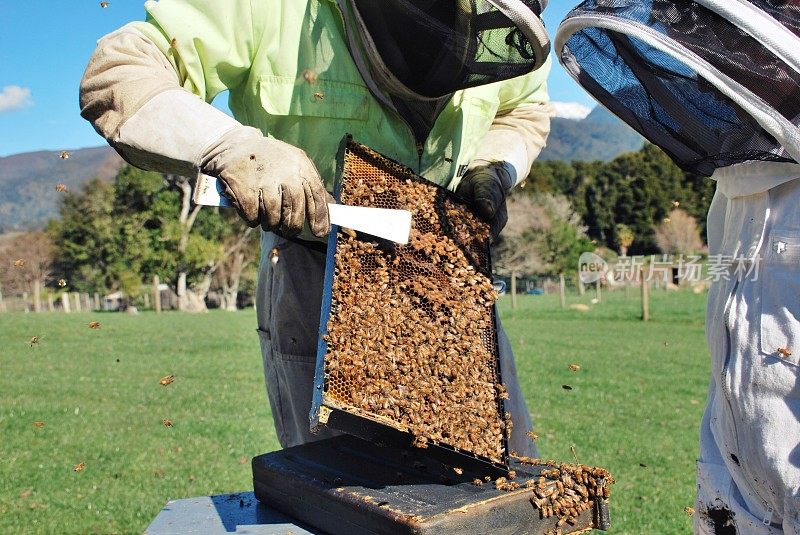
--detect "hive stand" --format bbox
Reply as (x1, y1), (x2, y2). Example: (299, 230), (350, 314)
(252, 435), (609, 535)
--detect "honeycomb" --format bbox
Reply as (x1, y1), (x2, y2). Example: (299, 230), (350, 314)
(322, 141), (507, 463)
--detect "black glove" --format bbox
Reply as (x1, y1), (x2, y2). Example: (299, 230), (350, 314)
(455, 161), (516, 240)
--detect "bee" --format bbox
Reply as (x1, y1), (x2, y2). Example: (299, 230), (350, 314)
(29, 336), (41, 347)
(170, 38), (178, 49)
(32, 421), (45, 428)
(58, 279), (67, 288)
(570, 445), (579, 464)
(59, 150), (70, 159)
(527, 431), (539, 441)
(73, 462), (86, 472)
(453, 467), (463, 475)
(100, 1), (109, 7)
(562, 384), (573, 390)
(55, 183), (68, 193)
(88, 321), (101, 329)
(238, 456), (248, 465)
(270, 247), (279, 265)
(777, 347), (793, 358)
(163, 419), (173, 427)
(472, 478), (483, 486)
(313, 91), (324, 101)
(14, 259), (25, 268)
(672, 200), (680, 207)
(159, 374), (175, 386)
(663, 217), (671, 224)
(568, 364), (581, 372)
(684, 506), (695, 516)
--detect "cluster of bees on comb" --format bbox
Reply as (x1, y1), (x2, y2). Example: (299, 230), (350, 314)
(323, 146), (507, 462)
(515, 456), (613, 532)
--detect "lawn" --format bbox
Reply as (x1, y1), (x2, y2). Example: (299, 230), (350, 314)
(0, 288), (709, 534)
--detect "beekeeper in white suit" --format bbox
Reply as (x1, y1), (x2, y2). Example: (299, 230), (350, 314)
(557, 1), (800, 532)
(79, 0), (554, 455)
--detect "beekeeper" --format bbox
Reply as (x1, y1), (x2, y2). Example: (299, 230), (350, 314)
(80, 0), (553, 455)
(557, 1), (800, 532)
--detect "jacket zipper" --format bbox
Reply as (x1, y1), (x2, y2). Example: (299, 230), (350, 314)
(721, 278), (741, 453)
(722, 276), (774, 518)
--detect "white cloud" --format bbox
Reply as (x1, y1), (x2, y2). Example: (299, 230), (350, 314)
(0, 85), (33, 113)
(551, 101), (594, 120)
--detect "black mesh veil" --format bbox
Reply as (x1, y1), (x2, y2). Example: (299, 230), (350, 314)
(556, 0), (800, 176)
(348, 0), (550, 100)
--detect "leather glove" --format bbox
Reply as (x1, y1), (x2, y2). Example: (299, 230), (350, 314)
(201, 127), (332, 238)
(455, 161), (516, 241)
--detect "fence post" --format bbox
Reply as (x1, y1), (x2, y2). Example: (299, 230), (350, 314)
(83, 293), (92, 311)
(595, 280), (602, 303)
(153, 275), (162, 314)
(559, 274), (566, 309)
(73, 292), (82, 312)
(61, 292), (71, 313)
(641, 277), (650, 322)
(511, 272), (518, 310)
(577, 272), (585, 295)
(94, 293), (101, 311)
(47, 294), (55, 312)
(33, 280), (41, 312)
(0, 282), (5, 312)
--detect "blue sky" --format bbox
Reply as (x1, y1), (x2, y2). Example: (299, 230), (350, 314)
(0, 1), (595, 157)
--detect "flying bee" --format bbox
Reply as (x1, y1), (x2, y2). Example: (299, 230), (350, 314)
(29, 336), (41, 347)
(527, 431), (539, 441)
(55, 183), (68, 192)
(159, 374), (175, 386)
(777, 347), (793, 358)
(14, 259), (25, 268)
(568, 364), (581, 372)
(313, 91), (324, 101)
(100, 1), (109, 7)
(73, 462), (86, 472)
(59, 151), (70, 159)
(32, 421), (45, 428)
(163, 419), (173, 427)
(88, 321), (101, 329)
(58, 279), (67, 288)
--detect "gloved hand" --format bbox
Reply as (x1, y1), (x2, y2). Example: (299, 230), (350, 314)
(201, 126), (332, 238)
(455, 161), (516, 240)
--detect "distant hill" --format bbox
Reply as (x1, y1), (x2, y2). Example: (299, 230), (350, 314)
(0, 146), (124, 233)
(540, 106), (645, 162)
(0, 108), (643, 232)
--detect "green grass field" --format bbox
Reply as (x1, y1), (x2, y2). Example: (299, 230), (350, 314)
(0, 289), (709, 534)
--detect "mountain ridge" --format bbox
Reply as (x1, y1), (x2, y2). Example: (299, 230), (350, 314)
(0, 109), (643, 232)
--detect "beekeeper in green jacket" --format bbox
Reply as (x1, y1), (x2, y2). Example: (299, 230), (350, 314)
(80, 0), (553, 454)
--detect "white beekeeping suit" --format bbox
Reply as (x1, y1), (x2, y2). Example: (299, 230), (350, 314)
(556, 1), (800, 532)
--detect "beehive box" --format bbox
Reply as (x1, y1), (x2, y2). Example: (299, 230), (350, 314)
(311, 138), (510, 474)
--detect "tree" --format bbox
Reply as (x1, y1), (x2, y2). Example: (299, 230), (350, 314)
(0, 231), (54, 297)
(51, 165), (257, 311)
(654, 209), (704, 255)
(493, 193), (593, 277)
(616, 224), (635, 256)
